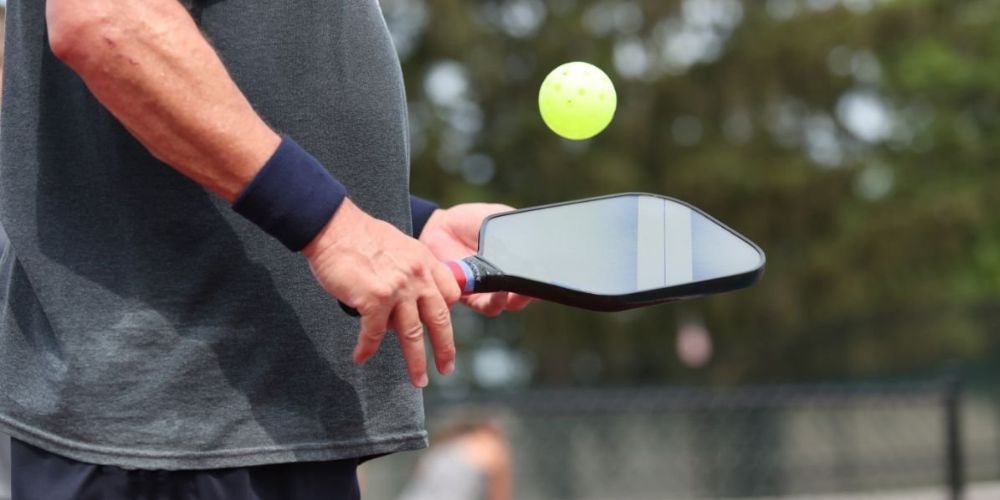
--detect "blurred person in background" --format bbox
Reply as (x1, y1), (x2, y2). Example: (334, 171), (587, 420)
(398, 411), (512, 500)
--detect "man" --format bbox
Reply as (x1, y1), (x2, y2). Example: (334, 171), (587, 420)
(0, 0), (528, 498)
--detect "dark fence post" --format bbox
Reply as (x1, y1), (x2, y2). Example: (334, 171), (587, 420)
(945, 376), (964, 500)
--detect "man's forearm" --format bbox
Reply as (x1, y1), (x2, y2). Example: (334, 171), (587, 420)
(47, 0), (279, 201)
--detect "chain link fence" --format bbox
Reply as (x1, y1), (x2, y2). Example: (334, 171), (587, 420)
(363, 380), (1000, 500)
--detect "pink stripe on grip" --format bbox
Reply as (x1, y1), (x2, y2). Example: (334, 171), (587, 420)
(445, 261), (468, 294)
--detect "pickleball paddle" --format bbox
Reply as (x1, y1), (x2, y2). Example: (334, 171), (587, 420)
(341, 193), (764, 315)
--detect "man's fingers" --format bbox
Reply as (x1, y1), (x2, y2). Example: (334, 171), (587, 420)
(390, 301), (429, 388)
(430, 260), (462, 306)
(354, 304), (391, 365)
(463, 292), (507, 317)
(419, 293), (456, 376)
(461, 294), (491, 315)
(486, 292), (509, 316)
(505, 293), (534, 312)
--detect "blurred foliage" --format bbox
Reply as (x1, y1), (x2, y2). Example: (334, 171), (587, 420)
(385, 0), (1000, 386)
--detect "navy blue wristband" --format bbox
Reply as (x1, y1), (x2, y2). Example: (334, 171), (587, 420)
(410, 195), (438, 238)
(232, 137), (347, 251)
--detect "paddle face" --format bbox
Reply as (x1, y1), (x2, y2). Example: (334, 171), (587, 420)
(461, 193), (765, 311)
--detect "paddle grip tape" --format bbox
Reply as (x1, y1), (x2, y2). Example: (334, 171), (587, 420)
(232, 137), (347, 252)
(446, 260), (476, 294)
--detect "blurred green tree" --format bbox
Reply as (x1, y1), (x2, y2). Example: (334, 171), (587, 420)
(383, 0), (1000, 386)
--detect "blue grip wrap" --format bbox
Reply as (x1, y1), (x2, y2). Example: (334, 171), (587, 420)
(457, 259), (476, 293)
(410, 195), (438, 238)
(232, 137), (347, 251)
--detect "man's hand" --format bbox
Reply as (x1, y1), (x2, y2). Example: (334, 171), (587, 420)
(419, 203), (534, 316)
(303, 199), (462, 388)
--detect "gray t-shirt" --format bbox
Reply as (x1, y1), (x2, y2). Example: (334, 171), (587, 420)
(0, 0), (425, 469)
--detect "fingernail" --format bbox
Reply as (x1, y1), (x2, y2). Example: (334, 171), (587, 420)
(417, 373), (429, 388)
(443, 360), (455, 376)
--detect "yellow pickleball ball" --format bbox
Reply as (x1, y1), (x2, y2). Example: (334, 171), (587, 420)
(538, 62), (617, 140)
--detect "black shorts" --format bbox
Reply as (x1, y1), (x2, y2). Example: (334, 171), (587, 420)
(10, 439), (360, 500)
